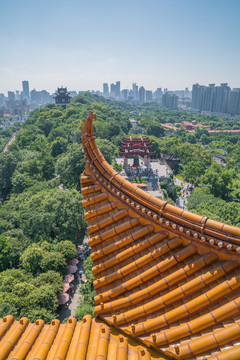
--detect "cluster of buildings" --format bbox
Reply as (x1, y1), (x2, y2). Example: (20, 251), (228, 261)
(0, 115), (28, 132)
(102, 81), (159, 103)
(191, 83), (240, 117)
(2, 80), (240, 120)
(100, 81), (191, 109)
(0, 81), (53, 117)
(0, 82), (78, 118)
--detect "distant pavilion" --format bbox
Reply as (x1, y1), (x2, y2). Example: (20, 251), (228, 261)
(119, 137), (156, 171)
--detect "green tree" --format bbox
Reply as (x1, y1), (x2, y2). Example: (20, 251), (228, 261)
(41, 156), (55, 180)
(50, 137), (68, 157)
(54, 240), (76, 263)
(12, 282), (36, 297)
(1, 188), (86, 243)
(199, 162), (233, 199)
(0, 152), (18, 200)
(181, 161), (206, 184)
(186, 133), (196, 144)
(107, 122), (122, 140)
(16, 126), (45, 149)
(113, 161), (122, 172)
(0, 269), (30, 292)
(146, 121), (164, 137)
(195, 126), (209, 139)
(75, 303), (94, 321)
(32, 271), (63, 295)
(55, 143), (85, 189)
(22, 308), (56, 323)
(12, 171), (35, 194)
(130, 125), (144, 135)
(40, 252), (66, 274)
(26, 285), (57, 312)
(0, 235), (14, 271)
(36, 118), (53, 137)
(20, 244), (45, 275)
(0, 303), (18, 318)
(200, 134), (210, 144)
(96, 138), (118, 164)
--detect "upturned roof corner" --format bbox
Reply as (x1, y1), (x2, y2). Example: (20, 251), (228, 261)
(80, 110), (97, 146)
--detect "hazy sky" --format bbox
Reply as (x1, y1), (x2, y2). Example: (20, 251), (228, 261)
(0, 0), (240, 94)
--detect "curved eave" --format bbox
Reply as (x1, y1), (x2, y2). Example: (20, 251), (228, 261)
(0, 315), (174, 360)
(82, 132), (240, 256)
(81, 112), (240, 360)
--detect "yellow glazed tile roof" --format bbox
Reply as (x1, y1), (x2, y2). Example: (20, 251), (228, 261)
(80, 111), (240, 359)
(0, 315), (173, 360)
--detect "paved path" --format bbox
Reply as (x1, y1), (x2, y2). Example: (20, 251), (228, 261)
(150, 161), (168, 178)
(57, 237), (89, 322)
(174, 177), (193, 210)
(2, 131), (18, 152)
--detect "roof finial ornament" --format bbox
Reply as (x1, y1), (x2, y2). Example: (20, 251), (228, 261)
(80, 110), (97, 146)
(81, 110), (97, 136)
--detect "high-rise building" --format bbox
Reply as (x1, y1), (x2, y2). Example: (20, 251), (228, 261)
(31, 89), (39, 103)
(8, 91), (15, 102)
(228, 89), (240, 115)
(110, 83), (116, 98)
(192, 83), (234, 115)
(213, 83), (231, 113)
(139, 86), (145, 103)
(103, 83), (109, 98)
(154, 88), (163, 100)
(202, 84), (215, 112)
(121, 89), (129, 101)
(162, 93), (178, 109)
(146, 90), (153, 102)
(184, 88), (190, 98)
(238, 91), (240, 115)
(22, 81), (30, 99)
(115, 81), (120, 99)
(132, 83), (139, 101)
(0, 93), (5, 106)
(191, 84), (206, 112)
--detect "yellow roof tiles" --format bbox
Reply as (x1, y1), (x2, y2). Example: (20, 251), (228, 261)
(80, 111), (240, 359)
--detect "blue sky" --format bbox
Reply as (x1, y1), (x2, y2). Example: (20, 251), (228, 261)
(0, 0), (239, 94)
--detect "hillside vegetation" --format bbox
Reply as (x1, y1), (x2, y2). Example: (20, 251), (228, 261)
(0, 93), (133, 321)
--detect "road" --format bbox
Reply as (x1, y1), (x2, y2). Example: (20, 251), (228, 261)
(2, 131), (19, 152)
(174, 177), (193, 210)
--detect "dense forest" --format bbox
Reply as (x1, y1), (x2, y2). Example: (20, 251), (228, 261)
(1, 92), (240, 321)
(0, 93), (133, 321)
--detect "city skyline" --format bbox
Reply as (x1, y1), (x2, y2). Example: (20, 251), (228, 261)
(1, 79), (240, 98)
(0, 0), (239, 94)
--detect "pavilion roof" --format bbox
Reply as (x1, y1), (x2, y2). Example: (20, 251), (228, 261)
(79, 111), (240, 359)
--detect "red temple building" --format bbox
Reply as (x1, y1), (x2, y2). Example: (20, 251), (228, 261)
(119, 137), (156, 171)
